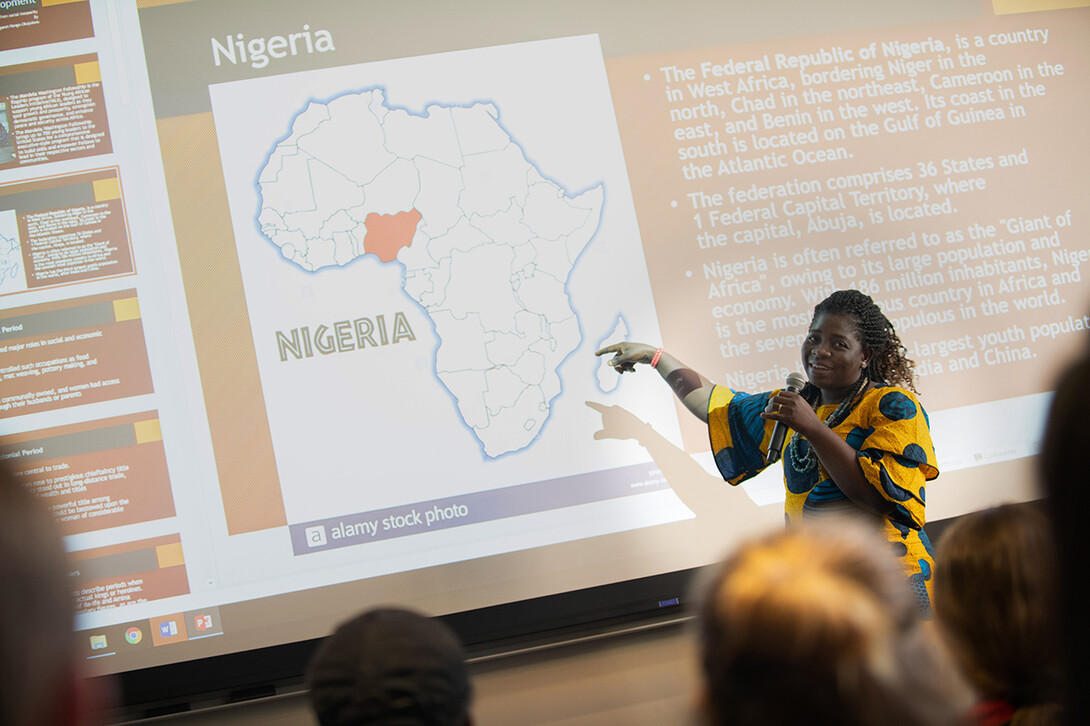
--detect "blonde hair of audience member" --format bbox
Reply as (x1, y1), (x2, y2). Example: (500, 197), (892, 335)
(933, 504), (1062, 726)
(0, 463), (102, 726)
(697, 520), (971, 726)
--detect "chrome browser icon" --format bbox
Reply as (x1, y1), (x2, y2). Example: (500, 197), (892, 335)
(125, 627), (143, 645)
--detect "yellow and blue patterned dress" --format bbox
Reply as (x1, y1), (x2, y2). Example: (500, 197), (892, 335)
(708, 384), (938, 613)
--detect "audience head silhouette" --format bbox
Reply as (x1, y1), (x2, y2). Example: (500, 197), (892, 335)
(1039, 333), (1090, 723)
(307, 607), (472, 726)
(0, 462), (103, 726)
(934, 503), (1062, 725)
(697, 520), (970, 726)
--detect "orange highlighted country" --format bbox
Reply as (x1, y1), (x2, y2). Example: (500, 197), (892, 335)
(364, 209), (422, 262)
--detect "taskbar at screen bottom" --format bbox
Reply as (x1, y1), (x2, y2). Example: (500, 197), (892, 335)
(92, 569), (698, 719)
(79, 606), (224, 662)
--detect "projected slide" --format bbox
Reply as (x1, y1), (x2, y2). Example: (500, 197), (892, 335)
(209, 35), (686, 557)
(2, 0), (1084, 684)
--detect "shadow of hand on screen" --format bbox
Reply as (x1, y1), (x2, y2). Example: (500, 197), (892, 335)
(585, 400), (761, 523)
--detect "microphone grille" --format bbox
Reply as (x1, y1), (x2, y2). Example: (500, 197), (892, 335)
(785, 372), (807, 391)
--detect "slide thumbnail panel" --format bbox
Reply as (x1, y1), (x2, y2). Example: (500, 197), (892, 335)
(2, 411), (175, 536)
(0, 0), (94, 52)
(0, 54), (112, 169)
(70, 533), (189, 615)
(0, 289), (154, 417)
(0, 168), (135, 296)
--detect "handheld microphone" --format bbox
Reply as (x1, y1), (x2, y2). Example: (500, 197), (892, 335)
(766, 371), (807, 464)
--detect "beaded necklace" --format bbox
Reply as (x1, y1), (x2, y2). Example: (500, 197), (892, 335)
(787, 375), (869, 474)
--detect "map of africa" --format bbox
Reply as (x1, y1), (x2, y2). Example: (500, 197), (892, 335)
(256, 89), (604, 458)
(0, 210), (26, 295)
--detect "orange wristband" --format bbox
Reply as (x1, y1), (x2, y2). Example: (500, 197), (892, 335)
(650, 347), (663, 368)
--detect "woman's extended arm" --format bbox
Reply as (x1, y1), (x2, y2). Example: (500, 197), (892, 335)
(595, 342), (715, 423)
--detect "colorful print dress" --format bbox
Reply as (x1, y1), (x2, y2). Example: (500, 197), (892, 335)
(708, 384), (938, 613)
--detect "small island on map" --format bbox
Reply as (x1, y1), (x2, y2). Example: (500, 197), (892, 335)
(257, 88), (604, 458)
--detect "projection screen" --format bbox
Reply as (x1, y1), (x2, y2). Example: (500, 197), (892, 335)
(1, 0), (1087, 703)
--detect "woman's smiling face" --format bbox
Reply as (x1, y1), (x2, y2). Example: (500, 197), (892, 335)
(802, 312), (871, 402)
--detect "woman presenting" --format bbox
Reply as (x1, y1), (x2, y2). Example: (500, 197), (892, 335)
(597, 289), (938, 613)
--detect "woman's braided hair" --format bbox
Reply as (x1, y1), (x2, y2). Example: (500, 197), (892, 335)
(813, 290), (917, 392)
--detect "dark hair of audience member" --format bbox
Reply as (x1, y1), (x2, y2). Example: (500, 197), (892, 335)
(1038, 336), (1089, 724)
(0, 462), (82, 726)
(696, 520), (972, 726)
(307, 606), (472, 726)
(933, 504), (1062, 726)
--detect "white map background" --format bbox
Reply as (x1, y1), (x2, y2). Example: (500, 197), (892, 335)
(209, 36), (688, 529)
(0, 209), (27, 295)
